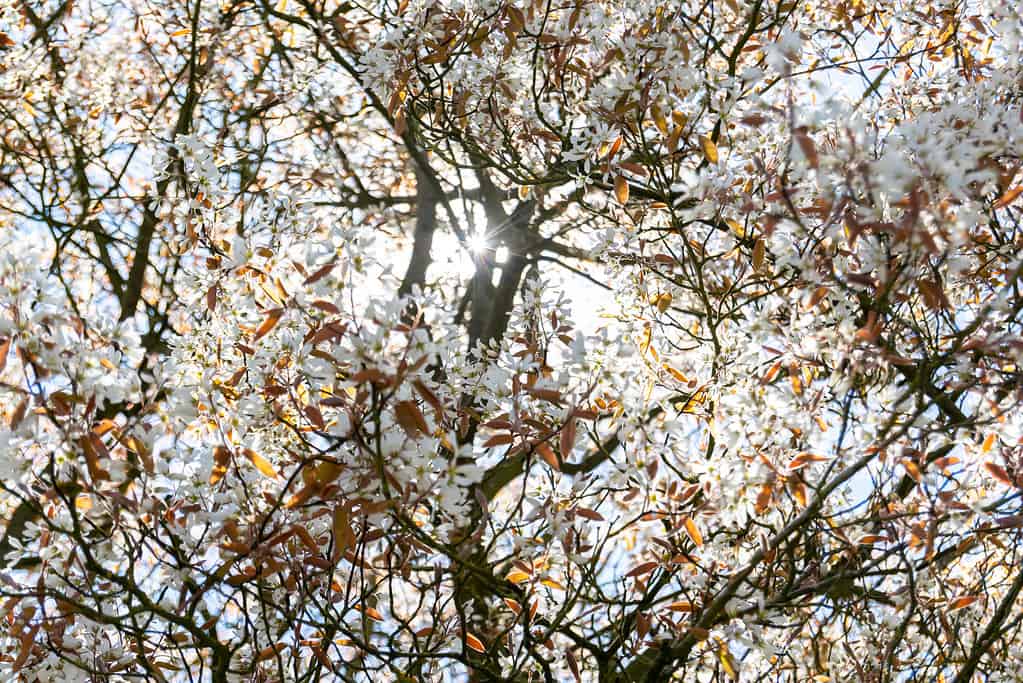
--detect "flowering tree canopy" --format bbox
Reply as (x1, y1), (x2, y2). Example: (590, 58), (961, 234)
(2, 0), (1023, 680)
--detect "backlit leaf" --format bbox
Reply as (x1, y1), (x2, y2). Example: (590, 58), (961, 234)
(536, 442), (560, 470)
(719, 643), (739, 681)
(626, 561), (659, 578)
(985, 462), (1014, 486)
(209, 446), (231, 485)
(994, 185), (1023, 209)
(683, 517), (704, 546)
(253, 308), (284, 342)
(560, 416), (577, 460)
(699, 135), (718, 163)
(242, 448), (278, 478)
(666, 601), (694, 612)
(465, 633), (486, 653)
(507, 570), (531, 584)
(949, 595), (982, 611)
(614, 175), (630, 204)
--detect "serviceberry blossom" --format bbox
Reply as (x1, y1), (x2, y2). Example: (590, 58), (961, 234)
(1, 0), (1023, 681)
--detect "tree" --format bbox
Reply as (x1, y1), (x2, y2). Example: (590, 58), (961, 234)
(1, 0), (1023, 679)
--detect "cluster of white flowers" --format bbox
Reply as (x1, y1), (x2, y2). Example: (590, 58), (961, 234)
(2, 0), (1023, 680)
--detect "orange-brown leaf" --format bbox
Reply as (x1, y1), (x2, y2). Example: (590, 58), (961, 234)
(465, 632), (486, 653)
(310, 299), (340, 314)
(789, 366), (803, 396)
(626, 561), (659, 578)
(525, 386), (563, 404)
(663, 364), (688, 383)
(0, 337), (11, 376)
(253, 308), (285, 342)
(394, 400), (429, 438)
(789, 452), (831, 470)
(803, 286), (829, 311)
(788, 479), (807, 507)
(614, 175), (630, 204)
(856, 534), (888, 545)
(256, 643), (287, 662)
(92, 418), (120, 437)
(242, 448), (279, 478)
(285, 485), (316, 509)
(303, 260), (337, 285)
(332, 505), (354, 562)
(304, 404), (326, 431)
(11, 623), (40, 672)
(993, 185), (1023, 209)
(567, 649), (582, 683)
(505, 5), (525, 32)
(683, 516), (704, 546)
(293, 525), (321, 554)
(758, 361), (781, 387)
(794, 127), (818, 168)
(483, 433), (515, 448)
(985, 461), (1014, 486)
(536, 442), (560, 470)
(80, 434), (110, 482)
(666, 600), (695, 612)
(949, 595), (982, 611)
(560, 417), (577, 460)
(752, 237), (766, 271)
(413, 379), (444, 415)
(124, 434), (155, 473)
(209, 447), (230, 484)
(357, 604), (384, 621)
(8, 394), (26, 427)
(506, 569), (531, 584)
